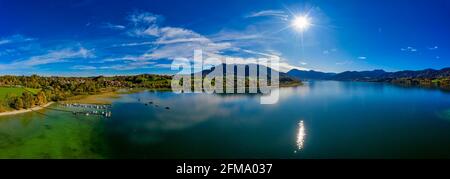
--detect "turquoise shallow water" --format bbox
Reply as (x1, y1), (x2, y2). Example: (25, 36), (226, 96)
(1, 81), (450, 159)
(0, 108), (108, 159)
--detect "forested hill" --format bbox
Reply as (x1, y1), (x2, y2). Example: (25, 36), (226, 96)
(287, 67), (450, 89)
(198, 63), (301, 86)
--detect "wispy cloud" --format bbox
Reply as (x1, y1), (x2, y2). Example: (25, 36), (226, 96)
(118, 11), (304, 72)
(126, 11), (162, 37)
(72, 65), (97, 70)
(102, 23), (126, 30)
(323, 48), (337, 55)
(357, 56), (367, 60)
(211, 31), (263, 42)
(73, 61), (158, 71)
(1, 9), (308, 74)
(113, 41), (154, 47)
(246, 10), (288, 20)
(428, 46), (438, 50)
(0, 34), (34, 46)
(401, 46), (417, 52)
(0, 47), (94, 70)
(62, 11), (305, 73)
(110, 12), (235, 61)
(0, 40), (10, 45)
(0, 49), (16, 56)
(128, 11), (161, 25)
(155, 27), (211, 44)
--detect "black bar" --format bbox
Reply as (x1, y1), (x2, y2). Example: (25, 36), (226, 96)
(1, 159), (449, 177)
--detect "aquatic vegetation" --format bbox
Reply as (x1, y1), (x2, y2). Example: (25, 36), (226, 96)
(0, 106), (109, 159)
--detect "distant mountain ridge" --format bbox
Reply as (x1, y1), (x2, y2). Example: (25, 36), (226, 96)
(287, 68), (450, 81)
(196, 64), (450, 89)
(286, 70), (336, 80)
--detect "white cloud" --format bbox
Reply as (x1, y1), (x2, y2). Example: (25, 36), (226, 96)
(0, 34), (34, 46)
(103, 23), (126, 30)
(323, 48), (337, 55)
(126, 11), (162, 37)
(239, 49), (279, 58)
(401, 46), (417, 52)
(0, 40), (11, 45)
(113, 41), (154, 47)
(128, 11), (160, 25)
(0, 47), (94, 70)
(108, 11), (305, 72)
(72, 65), (97, 70)
(428, 46), (438, 50)
(246, 10), (288, 20)
(155, 27), (210, 44)
(0, 49), (15, 56)
(151, 63), (173, 68)
(357, 56), (367, 60)
(277, 61), (309, 72)
(210, 30), (264, 42)
(122, 15), (234, 61)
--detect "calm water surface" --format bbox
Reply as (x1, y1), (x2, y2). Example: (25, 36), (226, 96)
(1, 81), (450, 159)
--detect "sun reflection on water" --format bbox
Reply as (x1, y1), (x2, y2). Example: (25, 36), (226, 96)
(296, 120), (306, 151)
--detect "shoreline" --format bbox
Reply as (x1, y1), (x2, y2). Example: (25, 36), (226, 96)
(0, 85), (302, 117)
(0, 102), (55, 117)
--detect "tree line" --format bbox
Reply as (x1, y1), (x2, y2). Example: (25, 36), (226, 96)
(390, 77), (450, 90)
(4, 91), (48, 110)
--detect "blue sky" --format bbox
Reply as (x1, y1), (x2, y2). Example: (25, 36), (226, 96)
(0, 0), (449, 76)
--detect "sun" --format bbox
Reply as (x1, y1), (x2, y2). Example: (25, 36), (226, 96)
(292, 16), (311, 31)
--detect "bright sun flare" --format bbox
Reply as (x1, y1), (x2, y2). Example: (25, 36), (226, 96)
(292, 16), (311, 31)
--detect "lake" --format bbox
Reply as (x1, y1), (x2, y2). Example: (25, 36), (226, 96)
(1, 81), (450, 159)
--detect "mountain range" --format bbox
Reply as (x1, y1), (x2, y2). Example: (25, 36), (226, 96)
(199, 63), (301, 86)
(197, 63), (450, 89)
(287, 68), (450, 81)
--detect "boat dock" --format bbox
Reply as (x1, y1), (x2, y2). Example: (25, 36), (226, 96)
(59, 103), (112, 118)
(61, 103), (111, 109)
(71, 110), (112, 117)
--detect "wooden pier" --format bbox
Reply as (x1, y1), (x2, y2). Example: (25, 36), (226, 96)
(58, 103), (112, 118)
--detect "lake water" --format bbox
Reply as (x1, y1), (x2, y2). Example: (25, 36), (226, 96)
(1, 81), (450, 159)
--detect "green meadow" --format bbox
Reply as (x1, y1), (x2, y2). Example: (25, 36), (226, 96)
(0, 87), (41, 111)
(0, 87), (40, 100)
